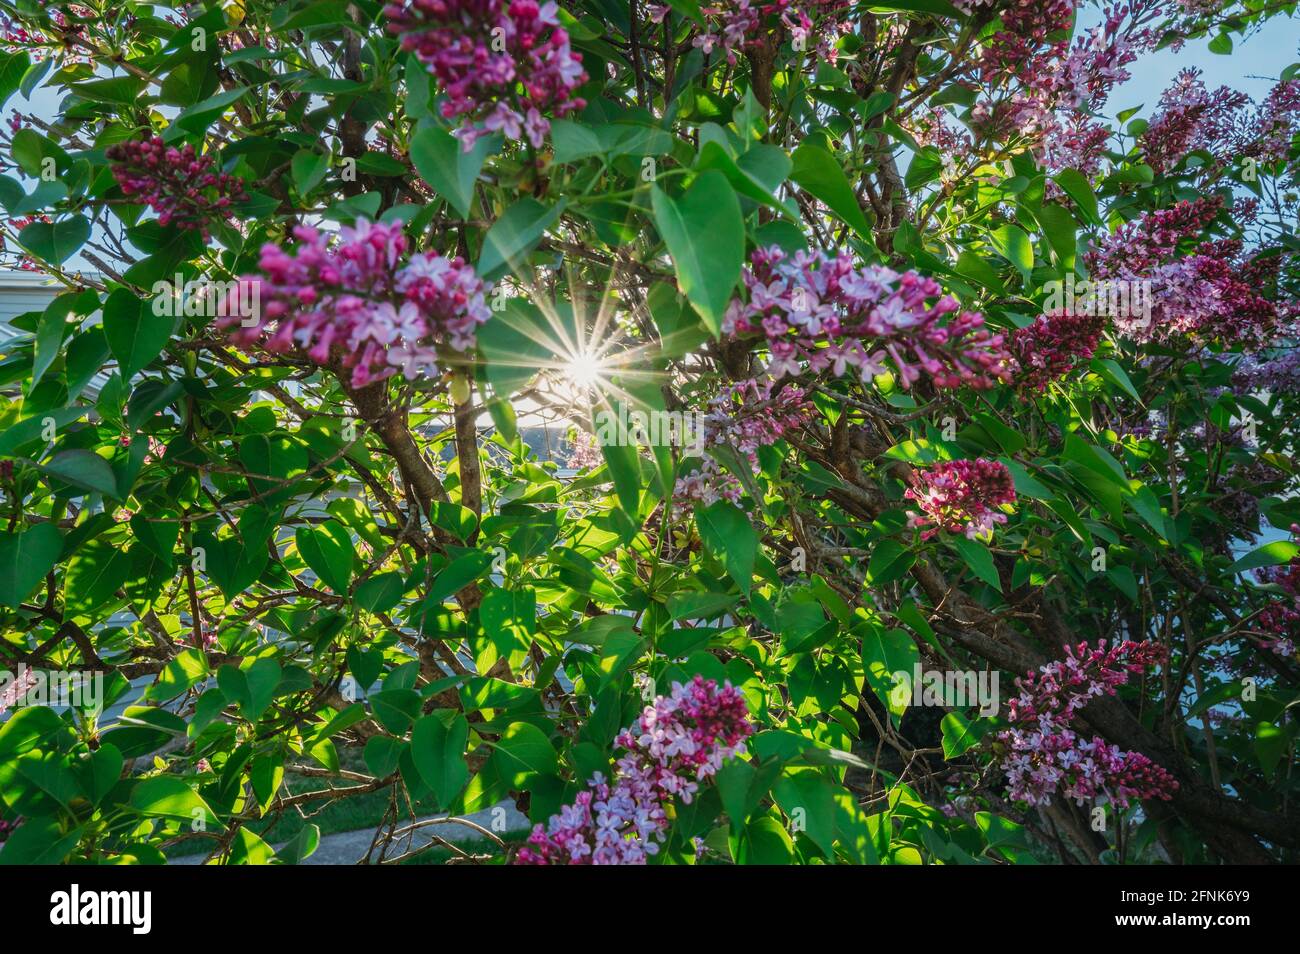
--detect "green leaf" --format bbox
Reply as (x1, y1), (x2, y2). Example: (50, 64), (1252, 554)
(104, 289), (173, 378)
(171, 86), (248, 134)
(772, 772), (837, 857)
(479, 586), (536, 657)
(990, 224), (1033, 282)
(738, 816), (795, 864)
(695, 501), (758, 595)
(862, 626), (919, 720)
(1230, 541), (1300, 573)
(789, 143), (872, 238)
(410, 124), (497, 218)
(1037, 202), (1077, 269)
(0, 818), (81, 865)
(290, 149), (329, 195)
(476, 298), (558, 397)
(354, 572), (405, 614)
(494, 721), (558, 786)
(1053, 170), (1100, 226)
(295, 521), (353, 593)
(40, 449), (119, 498)
(146, 647), (210, 701)
(650, 169), (744, 336)
(1092, 357), (1140, 402)
(477, 197), (563, 281)
(31, 295), (74, 388)
(19, 215), (90, 265)
(941, 710), (988, 760)
(0, 522), (63, 608)
(364, 736), (405, 777)
(952, 536), (1002, 591)
(1254, 721), (1285, 774)
(411, 712), (470, 806)
(130, 776), (218, 825)
(695, 141), (796, 219)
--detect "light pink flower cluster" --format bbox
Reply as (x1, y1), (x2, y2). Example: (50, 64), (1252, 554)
(1141, 68), (1250, 173)
(0, 665), (38, 715)
(1000, 640), (1179, 808)
(905, 458), (1017, 541)
(725, 246), (1014, 391)
(966, 2), (1160, 177)
(675, 378), (813, 505)
(679, 0), (851, 66)
(222, 219), (491, 389)
(106, 137), (247, 239)
(384, 0), (587, 151)
(1252, 79), (1300, 163)
(1142, 70), (1300, 173)
(566, 430), (604, 470)
(1011, 311), (1107, 392)
(515, 675), (752, 864)
(1087, 197), (1293, 347)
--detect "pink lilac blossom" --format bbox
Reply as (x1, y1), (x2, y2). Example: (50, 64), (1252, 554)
(384, 0), (587, 151)
(106, 137), (247, 239)
(999, 640), (1179, 808)
(1141, 68), (1250, 173)
(724, 246), (1014, 391)
(1085, 197), (1293, 346)
(1011, 310), (1107, 392)
(966, 2), (1161, 177)
(0, 665), (38, 715)
(1251, 79), (1300, 163)
(905, 458), (1017, 541)
(909, 108), (973, 155)
(1234, 352), (1300, 393)
(675, 378), (813, 505)
(221, 219), (491, 389)
(566, 430), (604, 470)
(1, 213), (51, 271)
(515, 675), (752, 864)
(692, 0), (851, 66)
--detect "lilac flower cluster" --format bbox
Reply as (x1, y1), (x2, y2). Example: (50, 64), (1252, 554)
(1011, 311), (1107, 392)
(515, 675), (752, 864)
(1141, 68), (1250, 173)
(1233, 352), (1300, 394)
(222, 219), (491, 389)
(106, 136), (247, 239)
(999, 640), (1179, 808)
(1086, 197), (1293, 347)
(676, 0), (851, 66)
(1142, 69), (1300, 172)
(905, 458), (1017, 541)
(724, 246), (1014, 391)
(964, 2), (1160, 177)
(0, 665), (37, 715)
(384, 0), (587, 151)
(1254, 544), (1300, 659)
(675, 378), (813, 505)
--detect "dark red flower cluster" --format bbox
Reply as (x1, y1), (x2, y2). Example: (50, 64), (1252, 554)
(1011, 311), (1106, 392)
(106, 136), (246, 238)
